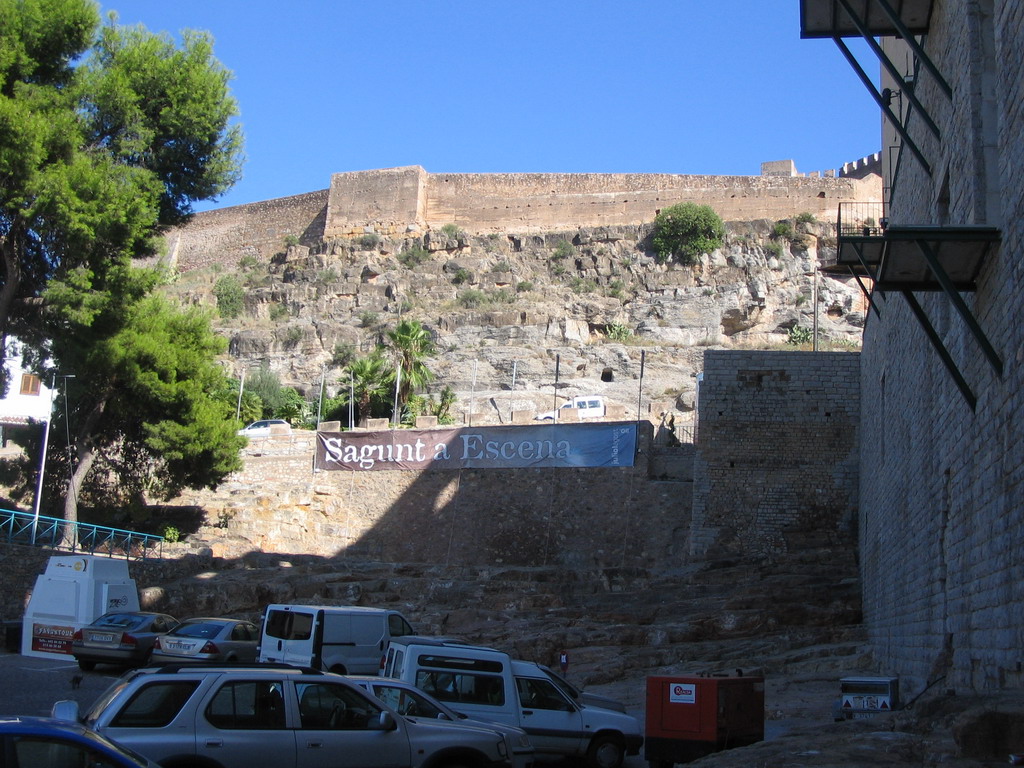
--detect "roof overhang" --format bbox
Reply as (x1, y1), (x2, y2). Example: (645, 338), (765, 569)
(799, 0), (935, 38)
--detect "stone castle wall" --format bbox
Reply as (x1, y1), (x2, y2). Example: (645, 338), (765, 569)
(691, 350), (860, 563)
(857, 4), (1024, 695)
(166, 165), (881, 271)
(324, 166), (880, 237)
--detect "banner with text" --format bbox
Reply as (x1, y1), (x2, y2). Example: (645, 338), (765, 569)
(315, 422), (636, 471)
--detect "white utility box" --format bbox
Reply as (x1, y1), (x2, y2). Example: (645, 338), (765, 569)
(21, 555), (139, 660)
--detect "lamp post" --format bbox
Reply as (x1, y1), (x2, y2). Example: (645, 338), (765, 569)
(30, 375), (58, 546)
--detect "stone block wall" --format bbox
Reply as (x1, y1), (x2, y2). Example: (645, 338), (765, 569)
(690, 350), (860, 562)
(327, 167), (880, 236)
(165, 165), (881, 272)
(168, 189), (329, 270)
(857, 1), (1024, 695)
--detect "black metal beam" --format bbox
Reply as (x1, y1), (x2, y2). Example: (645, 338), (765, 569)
(915, 239), (1003, 377)
(848, 266), (883, 319)
(872, 0), (953, 99)
(834, 37), (932, 176)
(836, 0), (941, 138)
(900, 290), (977, 411)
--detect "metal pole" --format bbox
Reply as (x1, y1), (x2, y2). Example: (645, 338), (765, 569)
(392, 364), (401, 428)
(552, 355), (560, 420)
(635, 350), (646, 423)
(235, 369), (246, 421)
(508, 361), (518, 422)
(812, 267), (819, 352)
(31, 379), (57, 545)
(61, 375), (76, 506)
(469, 359), (478, 427)
(316, 365), (326, 427)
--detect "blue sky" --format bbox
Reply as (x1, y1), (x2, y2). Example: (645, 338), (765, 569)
(107, 1), (880, 212)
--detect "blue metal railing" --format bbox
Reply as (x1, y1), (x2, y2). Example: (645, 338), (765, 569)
(0, 508), (163, 560)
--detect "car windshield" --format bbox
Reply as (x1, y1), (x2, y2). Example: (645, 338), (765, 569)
(93, 614), (146, 630)
(171, 622), (225, 638)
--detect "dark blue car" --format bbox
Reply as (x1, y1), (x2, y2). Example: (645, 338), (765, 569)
(0, 715), (158, 767)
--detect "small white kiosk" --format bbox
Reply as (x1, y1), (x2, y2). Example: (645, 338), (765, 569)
(21, 555), (140, 660)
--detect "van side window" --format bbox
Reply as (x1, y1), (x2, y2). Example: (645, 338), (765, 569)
(415, 670), (504, 706)
(388, 648), (404, 677)
(265, 610), (313, 641)
(388, 614), (413, 637)
(516, 677), (574, 712)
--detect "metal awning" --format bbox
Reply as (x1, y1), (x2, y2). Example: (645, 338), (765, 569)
(835, 225), (1000, 291)
(830, 205), (1003, 409)
(799, 0), (934, 38)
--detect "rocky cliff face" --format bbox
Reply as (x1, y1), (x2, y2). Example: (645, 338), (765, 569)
(166, 217), (863, 423)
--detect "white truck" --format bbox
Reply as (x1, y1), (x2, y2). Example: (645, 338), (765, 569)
(535, 396), (606, 421)
(383, 638), (642, 768)
(258, 604), (415, 674)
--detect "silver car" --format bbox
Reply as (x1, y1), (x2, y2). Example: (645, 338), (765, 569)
(349, 675), (535, 768)
(72, 611), (179, 671)
(52, 665), (512, 768)
(151, 618), (258, 664)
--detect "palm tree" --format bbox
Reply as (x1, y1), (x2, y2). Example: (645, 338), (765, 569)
(343, 350), (390, 426)
(386, 319), (435, 413)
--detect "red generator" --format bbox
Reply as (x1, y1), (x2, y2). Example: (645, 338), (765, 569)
(644, 674), (765, 766)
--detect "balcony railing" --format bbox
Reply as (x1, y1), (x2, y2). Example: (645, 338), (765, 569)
(0, 508), (164, 560)
(837, 202), (886, 239)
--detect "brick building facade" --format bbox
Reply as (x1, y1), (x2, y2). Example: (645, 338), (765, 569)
(804, 0), (1024, 695)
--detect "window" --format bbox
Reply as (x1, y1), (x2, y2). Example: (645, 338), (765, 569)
(12, 736), (123, 768)
(206, 681), (286, 730)
(372, 684), (445, 718)
(110, 681), (199, 727)
(20, 374), (40, 396)
(415, 669), (505, 706)
(388, 613), (413, 637)
(265, 610), (314, 641)
(296, 682), (381, 729)
(516, 677), (573, 711)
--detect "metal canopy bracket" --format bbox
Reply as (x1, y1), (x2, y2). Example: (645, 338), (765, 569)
(800, 0), (951, 178)
(831, 212), (1003, 409)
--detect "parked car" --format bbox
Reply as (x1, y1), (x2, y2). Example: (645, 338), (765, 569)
(535, 396), (606, 421)
(151, 617), (258, 664)
(52, 664), (513, 768)
(349, 675), (535, 768)
(258, 603), (415, 673)
(237, 419), (290, 437)
(384, 637), (642, 768)
(0, 715), (160, 767)
(71, 611), (178, 671)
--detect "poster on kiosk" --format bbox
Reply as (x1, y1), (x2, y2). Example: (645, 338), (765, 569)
(21, 555), (140, 660)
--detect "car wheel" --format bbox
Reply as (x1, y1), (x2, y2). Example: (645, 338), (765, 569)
(328, 664), (347, 675)
(76, 659), (96, 672)
(587, 734), (625, 768)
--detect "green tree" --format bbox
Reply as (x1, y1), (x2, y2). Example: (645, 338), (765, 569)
(214, 275), (244, 319)
(386, 319), (435, 414)
(246, 363), (284, 418)
(43, 264), (244, 525)
(651, 203), (725, 265)
(343, 350), (390, 427)
(0, 0), (242, 385)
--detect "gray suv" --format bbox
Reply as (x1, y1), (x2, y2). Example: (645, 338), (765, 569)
(52, 664), (512, 768)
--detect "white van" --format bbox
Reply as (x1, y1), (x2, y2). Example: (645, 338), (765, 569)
(383, 638), (642, 768)
(258, 604), (414, 674)
(535, 396), (606, 421)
